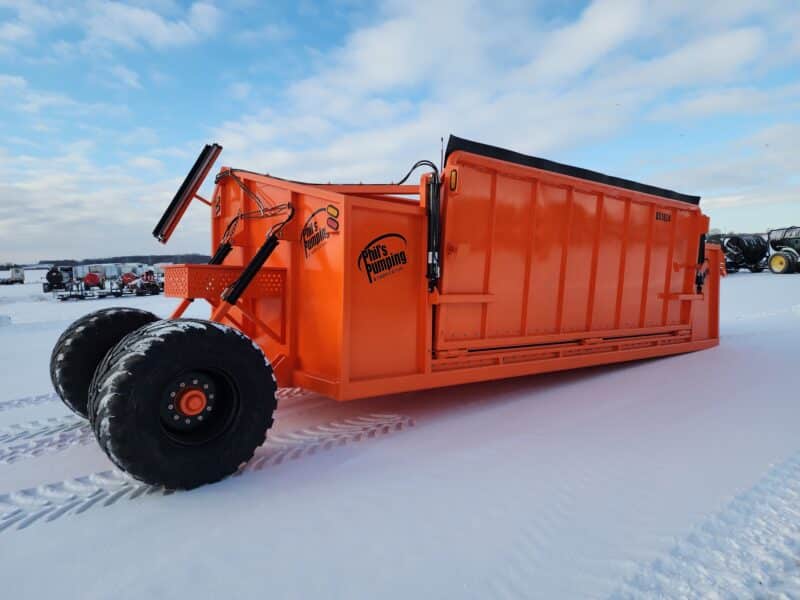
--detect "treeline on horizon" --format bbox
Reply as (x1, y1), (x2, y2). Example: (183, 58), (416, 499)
(32, 254), (211, 267)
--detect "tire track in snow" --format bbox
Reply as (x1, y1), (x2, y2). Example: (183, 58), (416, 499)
(610, 451), (800, 599)
(476, 441), (662, 599)
(480, 460), (603, 600)
(0, 416), (91, 464)
(242, 413), (413, 471)
(0, 393), (60, 413)
(0, 413), (414, 532)
(0, 386), (310, 416)
(0, 415), (84, 444)
(0, 388), (320, 465)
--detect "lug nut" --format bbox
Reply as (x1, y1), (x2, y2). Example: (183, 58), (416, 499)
(170, 392), (176, 398)
(185, 418), (191, 424)
(173, 415), (179, 421)
(167, 404), (174, 410)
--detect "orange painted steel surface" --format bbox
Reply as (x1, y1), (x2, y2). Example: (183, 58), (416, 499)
(164, 264), (285, 301)
(165, 146), (720, 401)
(436, 150), (712, 351)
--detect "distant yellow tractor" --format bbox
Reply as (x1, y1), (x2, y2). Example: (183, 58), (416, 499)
(768, 227), (800, 274)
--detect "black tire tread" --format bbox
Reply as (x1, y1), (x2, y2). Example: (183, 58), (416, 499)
(91, 319), (277, 489)
(50, 307), (159, 418)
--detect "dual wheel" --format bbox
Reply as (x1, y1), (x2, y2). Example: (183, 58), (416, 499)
(51, 308), (277, 489)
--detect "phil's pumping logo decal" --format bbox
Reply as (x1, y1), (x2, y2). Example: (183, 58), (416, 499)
(302, 205), (339, 258)
(357, 233), (408, 284)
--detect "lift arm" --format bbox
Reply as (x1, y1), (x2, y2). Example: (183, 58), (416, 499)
(153, 143), (222, 244)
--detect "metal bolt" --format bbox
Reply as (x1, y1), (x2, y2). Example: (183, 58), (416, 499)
(179, 382), (186, 388)
(167, 404), (174, 410)
(185, 418), (191, 424)
(208, 394), (214, 399)
(173, 415), (179, 421)
(206, 406), (213, 412)
(198, 415), (204, 421)
(170, 392), (176, 398)
(203, 384), (209, 389)
(192, 379), (198, 385)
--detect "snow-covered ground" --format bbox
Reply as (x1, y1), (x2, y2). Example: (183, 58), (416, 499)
(1, 273), (799, 599)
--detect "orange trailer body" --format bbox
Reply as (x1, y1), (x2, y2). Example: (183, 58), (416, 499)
(164, 137), (720, 401)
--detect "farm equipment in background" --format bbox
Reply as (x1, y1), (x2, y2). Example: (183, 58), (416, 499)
(45, 264), (163, 300)
(0, 266), (25, 285)
(707, 233), (768, 273)
(50, 137), (721, 490)
(42, 266), (74, 292)
(74, 265), (107, 290)
(131, 270), (161, 296)
(82, 271), (103, 290)
(767, 226), (800, 274)
(120, 271), (139, 287)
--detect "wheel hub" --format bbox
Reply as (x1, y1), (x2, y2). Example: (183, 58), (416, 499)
(178, 389), (207, 416)
(161, 371), (217, 431)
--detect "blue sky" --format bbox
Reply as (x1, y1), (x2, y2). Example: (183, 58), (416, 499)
(0, 0), (797, 262)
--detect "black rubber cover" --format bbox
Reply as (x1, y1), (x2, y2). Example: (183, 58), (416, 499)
(445, 135), (701, 205)
(153, 143), (222, 243)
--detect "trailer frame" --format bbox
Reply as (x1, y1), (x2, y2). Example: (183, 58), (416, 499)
(161, 138), (721, 401)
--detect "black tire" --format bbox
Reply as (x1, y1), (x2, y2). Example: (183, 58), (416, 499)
(769, 252), (796, 274)
(50, 308), (159, 418)
(90, 319), (277, 489)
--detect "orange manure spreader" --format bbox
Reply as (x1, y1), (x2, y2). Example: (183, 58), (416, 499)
(51, 136), (721, 489)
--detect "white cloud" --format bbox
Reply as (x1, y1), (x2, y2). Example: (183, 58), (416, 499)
(82, 1), (221, 50)
(0, 72), (126, 117)
(650, 83), (800, 120)
(0, 0), (797, 261)
(0, 73), (26, 89)
(0, 21), (33, 44)
(237, 22), (292, 45)
(514, 0), (644, 85)
(0, 142), (205, 262)
(109, 64), (142, 89)
(0, 1), (221, 60)
(17, 89), (124, 116)
(129, 156), (163, 170)
(214, 7), (773, 185)
(205, 0), (795, 245)
(120, 127), (159, 146)
(651, 123), (800, 199)
(229, 82), (251, 101)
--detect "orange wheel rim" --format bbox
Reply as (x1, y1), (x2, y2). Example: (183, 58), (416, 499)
(178, 389), (208, 416)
